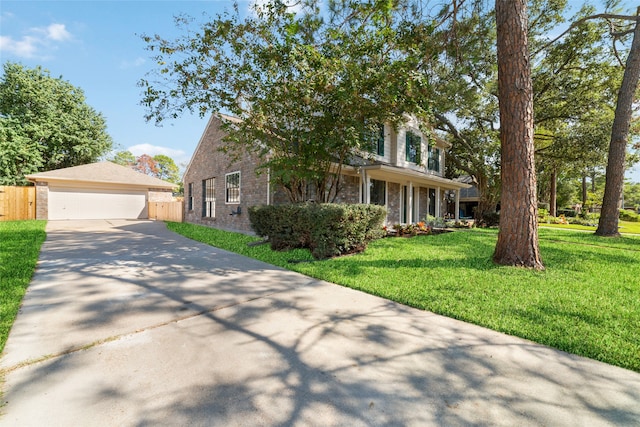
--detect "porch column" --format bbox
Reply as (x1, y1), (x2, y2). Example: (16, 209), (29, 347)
(363, 171), (370, 204)
(408, 182), (414, 223)
(455, 189), (460, 221)
(435, 186), (441, 217)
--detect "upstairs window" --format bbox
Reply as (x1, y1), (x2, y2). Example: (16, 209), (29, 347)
(363, 122), (385, 156)
(428, 146), (441, 172)
(405, 131), (421, 164)
(202, 178), (215, 218)
(225, 171), (241, 204)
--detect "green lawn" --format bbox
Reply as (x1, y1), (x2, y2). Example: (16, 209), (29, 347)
(539, 219), (640, 234)
(0, 221), (47, 354)
(168, 222), (640, 372)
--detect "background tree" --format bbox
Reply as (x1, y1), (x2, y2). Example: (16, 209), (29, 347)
(139, 0), (431, 202)
(0, 118), (42, 185)
(597, 8), (640, 236)
(132, 153), (159, 177)
(493, 0), (544, 269)
(0, 62), (113, 184)
(624, 181), (640, 208)
(153, 154), (180, 184)
(110, 150), (136, 167)
(108, 150), (182, 193)
(532, 7), (621, 216)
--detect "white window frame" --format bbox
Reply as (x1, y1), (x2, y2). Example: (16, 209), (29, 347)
(225, 171), (241, 204)
(203, 178), (215, 218)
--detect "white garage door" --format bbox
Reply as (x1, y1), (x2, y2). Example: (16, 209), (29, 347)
(49, 187), (148, 220)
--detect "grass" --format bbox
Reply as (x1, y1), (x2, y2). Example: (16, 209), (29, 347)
(168, 222), (640, 373)
(0, 221), (47, 354)
(539, 219), (640, 234)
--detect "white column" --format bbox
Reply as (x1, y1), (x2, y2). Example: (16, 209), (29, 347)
(364, 172), (370, 204)
(408, 182), (414, 223)
(455, 189), (460, 221)
(435, 186), (441, 217)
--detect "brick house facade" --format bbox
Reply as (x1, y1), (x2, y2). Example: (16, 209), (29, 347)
(183, 114), (469, 233)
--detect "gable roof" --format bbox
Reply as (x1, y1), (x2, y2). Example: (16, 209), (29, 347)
(25, 161), (177, 189)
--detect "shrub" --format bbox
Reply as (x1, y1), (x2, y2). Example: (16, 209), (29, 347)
(425, 215), (446, 228)
(620, 209), (640, 223)
(249, 203), (386, 259)
(477, 211), (500, 227)
(248, 204), (312, 250)
(557, 208), (577, 217)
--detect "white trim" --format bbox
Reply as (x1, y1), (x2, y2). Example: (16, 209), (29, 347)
(225, 171), (241, 204)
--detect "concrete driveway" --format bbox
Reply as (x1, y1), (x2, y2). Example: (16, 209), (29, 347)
(1, 220), (639, 426)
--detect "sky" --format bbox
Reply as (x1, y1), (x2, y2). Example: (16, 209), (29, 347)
(1, 0), (639, 181)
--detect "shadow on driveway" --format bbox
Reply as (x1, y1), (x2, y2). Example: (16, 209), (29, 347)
(1, 220), (639, 426)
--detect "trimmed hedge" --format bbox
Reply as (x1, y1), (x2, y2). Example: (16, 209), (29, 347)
(249, 203), (387, 259)
(620, 209), (640, 222)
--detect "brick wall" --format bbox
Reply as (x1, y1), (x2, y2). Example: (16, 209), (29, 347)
(183, 116), (269, 233)
(387, 182), (401, 224)
(334, 175), (360, 204)
(419, 187), (429, 221)
(35, 182), (48, 220)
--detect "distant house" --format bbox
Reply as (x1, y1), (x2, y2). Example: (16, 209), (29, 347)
(455, 176), (480, 218)
(26, 161), (176, 220)
(183, 114), (470, 233)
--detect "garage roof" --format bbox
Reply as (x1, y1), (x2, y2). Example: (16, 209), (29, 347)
(26, 161), (177, 189)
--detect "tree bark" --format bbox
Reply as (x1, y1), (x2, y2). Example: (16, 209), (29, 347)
(550, 168), (557, 217)
(596, 9), (640, 237)
(493, 0), (544, 269)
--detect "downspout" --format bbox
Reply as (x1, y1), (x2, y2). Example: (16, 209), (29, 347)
(266, 168), (271, 205)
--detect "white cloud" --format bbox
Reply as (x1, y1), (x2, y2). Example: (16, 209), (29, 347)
(119, 57), (146, 69)
(0, 22), (72, 59)
(0, 35), (39, 58)
(128, 143), (187, 161)
(45, 23), (72, 41)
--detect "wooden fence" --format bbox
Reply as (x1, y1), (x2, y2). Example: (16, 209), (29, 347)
(148, 201), (184, 222)
(0, 186), (36, 221)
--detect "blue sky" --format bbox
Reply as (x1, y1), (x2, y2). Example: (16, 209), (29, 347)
(1, 0), (639, 181)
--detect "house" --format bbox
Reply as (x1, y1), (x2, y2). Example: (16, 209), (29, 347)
(455, 175), (481, 218)
(183, 114), (470, 233)
(26, 161), (176, 220)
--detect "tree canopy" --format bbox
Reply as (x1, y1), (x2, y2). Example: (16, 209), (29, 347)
(139, 0), (432, 202)
(0, 62), (113, 185)
(110, 150), (181, 186)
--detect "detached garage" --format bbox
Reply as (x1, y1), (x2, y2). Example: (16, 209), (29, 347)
(26, 162), (176, 220)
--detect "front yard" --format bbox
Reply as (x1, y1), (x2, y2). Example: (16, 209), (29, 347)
(168, 222), (640, 372)
(2, 220), (638, 373)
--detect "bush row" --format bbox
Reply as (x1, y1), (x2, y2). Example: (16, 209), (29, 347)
(248, 203), (387, 259)
(620, 209), (640, 222)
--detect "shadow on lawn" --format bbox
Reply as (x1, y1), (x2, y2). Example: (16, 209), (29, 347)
(2, 221), (640, 426)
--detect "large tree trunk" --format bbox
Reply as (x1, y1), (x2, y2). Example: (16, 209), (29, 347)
(596, 10), (640, 237)
(549, 168), (557, 217)
(493, 0), (544, 269)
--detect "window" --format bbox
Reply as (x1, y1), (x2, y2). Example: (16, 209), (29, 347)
(202, 178), (215, 218)
(187, 183), (194, 211)
(365, 123), (385, 156)
(428, 146), (441, 172)
(370, 179), (386, 206)
(225, 171), (241, 204)
(405, 131), (421, 164)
